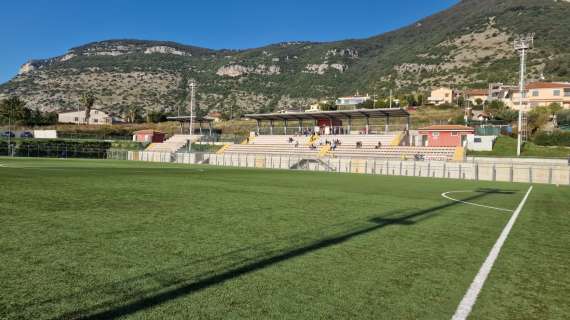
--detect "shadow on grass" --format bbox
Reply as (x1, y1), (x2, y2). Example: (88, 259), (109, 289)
(56, 188), (516, 320)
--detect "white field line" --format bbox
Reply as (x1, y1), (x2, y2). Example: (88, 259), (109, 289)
(442, 191), (514, 212)
(451, 186), (533, 320)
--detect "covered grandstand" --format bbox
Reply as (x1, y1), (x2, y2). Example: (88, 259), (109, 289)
(246, 108), (411, 135)
(220, 108), (463, 162)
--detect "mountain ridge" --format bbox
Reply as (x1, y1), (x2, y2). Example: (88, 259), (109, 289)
(1, 0), (569, 118)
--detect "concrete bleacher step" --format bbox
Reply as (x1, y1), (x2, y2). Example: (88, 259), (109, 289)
(222, 133), (456, 161)
(144, 134), (202, 153)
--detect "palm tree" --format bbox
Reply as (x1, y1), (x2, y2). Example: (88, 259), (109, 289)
(125, 105), (141, 123)
(80, 92), (96, 125)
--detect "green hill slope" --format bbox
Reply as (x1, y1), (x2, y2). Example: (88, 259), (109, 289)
(1, 0), (569, 118)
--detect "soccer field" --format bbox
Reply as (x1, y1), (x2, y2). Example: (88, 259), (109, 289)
(0, 158), (568, 319)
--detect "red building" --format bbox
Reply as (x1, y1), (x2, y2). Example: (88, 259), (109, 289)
(418, 125), (474, 147)
(133, 130), (166, 143)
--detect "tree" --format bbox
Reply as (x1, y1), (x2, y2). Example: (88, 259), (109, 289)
(495, 109), (518, 123)
(488, 100), (506, 112)
(556, 110), (570, 126)
(527, 106), (551, 134)
(319, 101), (337, 111)
(457, 96), (465, 108)
(0, 96), (28, 124)
(125, 105), (142, 123)
(548, 103), (563, 115)
(475, 98), (483, 106)
(80, 92), (96, 125)
(356, 99), (374, 109)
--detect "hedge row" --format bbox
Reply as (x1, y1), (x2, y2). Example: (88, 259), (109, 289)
(13, 140), (112, 158)
(533, 131), (570, 147)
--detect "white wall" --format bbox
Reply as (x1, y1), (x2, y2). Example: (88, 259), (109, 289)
(58, 110), (112, 125)
(33, 130), (57, 139)
(466, 135), (496, 151)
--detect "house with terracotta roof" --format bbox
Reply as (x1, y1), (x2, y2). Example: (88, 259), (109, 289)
(509, 82), (570, 110)
(418, 125), (475, 147)
(464, 89), (488, 105)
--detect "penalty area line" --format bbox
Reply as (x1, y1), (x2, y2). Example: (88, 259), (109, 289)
(451, 186), (533, 320)
(442, 191), (514, 212)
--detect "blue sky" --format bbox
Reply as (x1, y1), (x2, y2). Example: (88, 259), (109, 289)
(0, 0), (458, 83)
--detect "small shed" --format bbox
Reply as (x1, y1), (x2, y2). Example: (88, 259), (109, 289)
(133, 130), (166, 143)
(418, 125), (475, 147)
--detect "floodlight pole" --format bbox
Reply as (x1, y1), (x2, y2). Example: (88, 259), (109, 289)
(7, 105), (11, 157)
(514, 33), (534, 157)
(188, 81), (196, 153)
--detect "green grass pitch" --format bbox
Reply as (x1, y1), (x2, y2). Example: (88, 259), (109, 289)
(0, 158), (568, 319)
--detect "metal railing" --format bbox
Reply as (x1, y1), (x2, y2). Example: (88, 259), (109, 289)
(2, 146), (569, 186)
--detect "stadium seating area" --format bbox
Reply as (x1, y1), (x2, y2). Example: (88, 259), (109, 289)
(145, 134), (202, 153)
(223, 133), (458, 161)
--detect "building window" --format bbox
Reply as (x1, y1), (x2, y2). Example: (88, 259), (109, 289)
(532, 90), (539, 97)
(432, 132), (439, 137)
(565, 89), (570, 97)
(93, 119), (98, 123)
(74, 117), (79, 122)
(451, 132), (459, 136)
(554, 90), (561, 96)
(474, 137), (482, 143)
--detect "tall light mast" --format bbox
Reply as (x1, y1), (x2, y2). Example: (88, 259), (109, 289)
(514, 33), (534, 157)
(188, 81), (196, 153)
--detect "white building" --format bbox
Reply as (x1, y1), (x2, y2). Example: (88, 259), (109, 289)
(335, 95), (370, 110)
(58, 109), (114, 125)
(427, 87), (454, 106)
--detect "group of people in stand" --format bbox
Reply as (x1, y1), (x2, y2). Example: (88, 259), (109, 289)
(323, 138), (342, 151)
(288, 136), (301, 148)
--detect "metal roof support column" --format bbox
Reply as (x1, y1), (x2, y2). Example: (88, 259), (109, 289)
(256, 120), (261, 135)
(385, 114), (390, 133)
(284, 119), (288, 135)
(365, 115), (370, 134)
(348, 116), (352, 134)
(270, 120), (274, 135)
(199, 121), (203, 135)
(298, 119), (303, 133)
(406, 115), (411, 145)
(209, 121), (213, 136)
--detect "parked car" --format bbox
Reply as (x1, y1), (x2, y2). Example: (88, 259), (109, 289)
(20, 131), (34, 138)
(1, 131), (15, 138)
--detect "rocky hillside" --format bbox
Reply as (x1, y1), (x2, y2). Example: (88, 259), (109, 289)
(1, 0), (569, 118)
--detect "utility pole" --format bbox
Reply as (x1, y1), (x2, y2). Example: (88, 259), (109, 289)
(514, 33), (534, 157)
(188, 81), (196, 153)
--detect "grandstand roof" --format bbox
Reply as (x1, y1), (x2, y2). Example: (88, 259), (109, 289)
(246, 108), (410, 121)
(167, 116), (214, 124)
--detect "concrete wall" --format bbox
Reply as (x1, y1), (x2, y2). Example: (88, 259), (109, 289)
(126, 151), (570, 186)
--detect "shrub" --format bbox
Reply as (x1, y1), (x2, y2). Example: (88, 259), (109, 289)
(15, 139), (112, 158)
(557, 110), (570, 126)
(533, 131), (570, 147)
